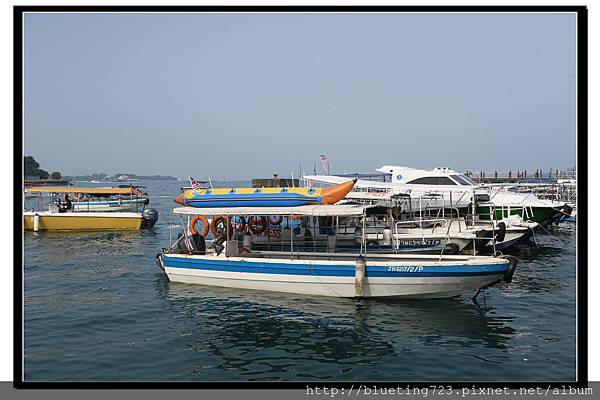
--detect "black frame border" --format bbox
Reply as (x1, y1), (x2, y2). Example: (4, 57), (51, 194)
(14, 4), (588, 390)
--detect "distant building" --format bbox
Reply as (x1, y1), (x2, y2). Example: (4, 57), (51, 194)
(25, 175), (40, 180)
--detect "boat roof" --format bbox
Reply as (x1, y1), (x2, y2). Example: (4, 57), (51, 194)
(172, 204), (371, 217)
(24, 187), (138, 195)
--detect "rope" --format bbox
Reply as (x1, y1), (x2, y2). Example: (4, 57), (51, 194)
(307, 261), (345, 298)
(537, 222), (567, 245)
(530, 226), (539, 248)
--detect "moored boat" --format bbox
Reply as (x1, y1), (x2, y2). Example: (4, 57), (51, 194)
(304, 165), (567, 225)
(156, 205), (517, 299)
(24, 187), (158, 231)
(23, 211), (148, 231)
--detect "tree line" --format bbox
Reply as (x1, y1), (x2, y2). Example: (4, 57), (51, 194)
(24, 156), (61, 180)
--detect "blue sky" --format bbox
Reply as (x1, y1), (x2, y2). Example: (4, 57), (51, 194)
(24, 12), (576, 179)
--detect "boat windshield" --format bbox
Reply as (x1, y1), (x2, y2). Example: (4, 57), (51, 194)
(450, 174), (475, 186)
(406, 176), (456, 185)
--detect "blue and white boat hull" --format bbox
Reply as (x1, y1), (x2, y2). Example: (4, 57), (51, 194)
(159, 252), (511, 298)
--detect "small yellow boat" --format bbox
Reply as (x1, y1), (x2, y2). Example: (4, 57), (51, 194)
(24, 187), (158, 231)
(23, 211), (145, 231)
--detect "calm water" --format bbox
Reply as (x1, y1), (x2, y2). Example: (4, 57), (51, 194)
(23, 180), (577, 381)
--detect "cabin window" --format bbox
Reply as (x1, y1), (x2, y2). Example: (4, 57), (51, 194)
(406, 177), (456, 185)
(461, 174), (478, 185)
(450, 174), (472, 186)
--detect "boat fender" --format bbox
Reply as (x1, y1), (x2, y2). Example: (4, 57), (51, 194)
(248, 216), (267, 235)
(355, 255), (366, 298)
(268, 216), (283, 225)
(211, 216), (231, 237)
(190, 215), (210, 237)
(495, 222), (507, 242)
(144, 198), (150, 205)
(33, 213), (40, 232)
(502, 255), (518, 283)
(141, 208), (159, 229)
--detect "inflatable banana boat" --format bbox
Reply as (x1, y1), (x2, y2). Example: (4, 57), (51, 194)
(174, 179), (356, 208)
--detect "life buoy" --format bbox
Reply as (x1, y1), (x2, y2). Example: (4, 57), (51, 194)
(248, 216), (267, 234)
(190, 215), (210, 237)
(291, 215), (303, 221)
(268, 216), (283, 225)
(211, 215), (231, 237)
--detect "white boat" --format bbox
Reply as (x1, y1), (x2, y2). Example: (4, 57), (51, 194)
(304, 165), (568, 224)
(24, 187), (158, 231)
(156, 205), (517, 299)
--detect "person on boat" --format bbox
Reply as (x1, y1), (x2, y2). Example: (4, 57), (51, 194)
(59, 194), (72, 212)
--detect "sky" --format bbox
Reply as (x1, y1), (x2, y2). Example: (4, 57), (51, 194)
(24, 12), (577, 179)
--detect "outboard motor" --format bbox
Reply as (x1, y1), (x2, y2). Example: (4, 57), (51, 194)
(141, 208), (158, 229)
(474, 229), (491, 251)
(502, 255), (518, 283)
(442, 243), (460, 255)
(495, 221), (507, 243)
(563, 204), (573, 216)
(561, 204), (573, 222)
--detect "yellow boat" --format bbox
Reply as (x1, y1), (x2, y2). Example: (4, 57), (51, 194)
(23, 211), (144, 231)
(24, 187), (158, 231)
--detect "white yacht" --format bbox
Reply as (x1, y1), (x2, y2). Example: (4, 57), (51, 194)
(304, 165), (567, 224)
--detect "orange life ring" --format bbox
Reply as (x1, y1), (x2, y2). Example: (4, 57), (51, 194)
(268, 216), (283, 225)
(190, 215), (210, 237)
(291, 215), (303, 221)
(248, 216), (267, 234)
(211, 215), (231, 237)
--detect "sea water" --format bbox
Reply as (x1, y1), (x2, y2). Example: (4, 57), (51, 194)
(23, 180), (577, 381)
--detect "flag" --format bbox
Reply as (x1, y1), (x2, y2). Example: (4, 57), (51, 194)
(319, 154), (330, 175)
(189, 177), (202, 190)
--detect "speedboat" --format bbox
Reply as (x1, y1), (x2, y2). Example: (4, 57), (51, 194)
(304, 165), (567, 225)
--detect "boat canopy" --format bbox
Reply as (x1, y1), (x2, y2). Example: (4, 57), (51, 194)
(24, 187), (138, 195)
(172, 204), (371, 217)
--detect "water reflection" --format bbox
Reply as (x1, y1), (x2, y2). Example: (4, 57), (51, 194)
(154, 277), (516, 379)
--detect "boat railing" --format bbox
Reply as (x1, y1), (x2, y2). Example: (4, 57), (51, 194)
(394, 217), (450, 240)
